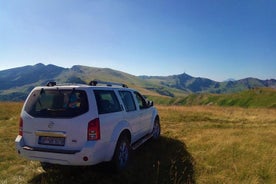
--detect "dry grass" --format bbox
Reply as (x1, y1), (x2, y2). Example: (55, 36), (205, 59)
(0, 102), (276, 183)
(158, 105), (276, 183)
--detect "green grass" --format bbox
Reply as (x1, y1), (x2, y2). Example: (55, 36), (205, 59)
(1, 102), (276, 183)
(148, 88), (276, 108)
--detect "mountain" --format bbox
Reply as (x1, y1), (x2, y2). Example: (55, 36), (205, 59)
(140, 73), (276, 94)
(0, 63), (170, 101)
(0, 63), (65, 90)
(0, 63), (275, 101)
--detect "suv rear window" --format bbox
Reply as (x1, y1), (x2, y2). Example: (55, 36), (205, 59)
(24, 89), (88, 118)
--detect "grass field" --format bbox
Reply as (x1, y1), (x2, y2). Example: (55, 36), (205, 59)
(0, 102), (276, 183)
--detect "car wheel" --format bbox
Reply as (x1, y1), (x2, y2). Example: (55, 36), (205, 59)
(152, 117), (161, 140)
(40, 162), (55, 172)
(112, 134), (130, 171)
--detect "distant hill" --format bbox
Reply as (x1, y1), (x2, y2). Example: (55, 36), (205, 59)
(0, 63), (275, 101)
(141, 73), (276, 94)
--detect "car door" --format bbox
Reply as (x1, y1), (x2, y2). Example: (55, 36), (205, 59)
(133, 91), (153, 136)
(118, 90), (142, 143)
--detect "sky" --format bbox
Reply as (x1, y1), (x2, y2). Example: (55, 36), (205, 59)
(0, 0), (275, 81)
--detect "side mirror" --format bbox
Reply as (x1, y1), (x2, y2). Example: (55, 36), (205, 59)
(147, 100), (154, 107)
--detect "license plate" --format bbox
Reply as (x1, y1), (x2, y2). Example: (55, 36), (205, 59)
(38, 136), (65, 146)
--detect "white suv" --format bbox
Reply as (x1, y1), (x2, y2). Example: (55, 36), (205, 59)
(15, 81), (160, 171)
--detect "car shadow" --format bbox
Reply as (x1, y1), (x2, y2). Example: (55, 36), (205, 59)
(29, 136), (195, 184)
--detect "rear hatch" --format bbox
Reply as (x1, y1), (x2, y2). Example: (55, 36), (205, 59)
(21, 87), (92, 151)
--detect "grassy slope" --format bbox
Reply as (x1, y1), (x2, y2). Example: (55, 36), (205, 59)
(56, 65), (165, 97)
(1, 103), (276, 183)
(194, 88), (276, 108)
(148, 88), (276, 108)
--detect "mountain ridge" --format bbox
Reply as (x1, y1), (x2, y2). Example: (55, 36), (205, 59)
(0, 63), (275, 101)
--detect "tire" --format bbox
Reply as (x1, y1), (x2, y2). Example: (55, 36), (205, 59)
(40, 162), (55, 172)
(152, 117), (161, 140)
(112, 134), (130, 171)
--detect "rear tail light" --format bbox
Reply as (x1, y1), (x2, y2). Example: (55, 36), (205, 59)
(19, 117), (23, 136)
(87, 118), (100, 141)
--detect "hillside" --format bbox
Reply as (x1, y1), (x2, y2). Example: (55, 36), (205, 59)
(148, 88), (276, 108)
(0, 63), (176, 101)
(0, 63), (275, 101)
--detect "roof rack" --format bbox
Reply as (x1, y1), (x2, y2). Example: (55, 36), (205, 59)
(46, 81), (57, 86)
(89, 80), (128, 88)
(45, 81), (88, 87)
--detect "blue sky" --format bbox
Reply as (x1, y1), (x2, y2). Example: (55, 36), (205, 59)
(0, 0), (275, 81)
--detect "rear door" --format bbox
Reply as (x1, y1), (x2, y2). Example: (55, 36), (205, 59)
(118, 90), (142, 142)
(93, 89), (124, 142)
(22, 88), (91, 150)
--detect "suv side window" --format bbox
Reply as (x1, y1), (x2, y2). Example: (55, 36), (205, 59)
(94, 90), (122, 114)
(119, 91), (136, 112)
(134, 92), (148, 109)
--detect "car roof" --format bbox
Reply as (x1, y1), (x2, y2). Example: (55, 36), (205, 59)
(33, 82), (135, 91)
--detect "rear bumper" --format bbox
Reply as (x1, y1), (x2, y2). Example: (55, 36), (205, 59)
(15, 135), (115, 166)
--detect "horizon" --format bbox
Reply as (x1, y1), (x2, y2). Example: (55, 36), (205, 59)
(1, 62), (275, 82)
(1, 1), (276, 81)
